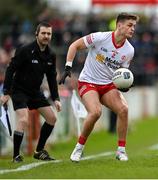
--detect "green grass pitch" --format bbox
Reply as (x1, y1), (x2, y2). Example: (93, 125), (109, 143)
(0, 117), (158, 179)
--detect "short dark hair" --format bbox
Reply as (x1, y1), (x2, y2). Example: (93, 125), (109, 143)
(116, 12), (139, 24)
(36, 22), (52, 35)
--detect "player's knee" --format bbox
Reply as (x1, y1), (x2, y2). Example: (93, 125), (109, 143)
(89, 108), (102, 121)
(119, 104), (128, 116)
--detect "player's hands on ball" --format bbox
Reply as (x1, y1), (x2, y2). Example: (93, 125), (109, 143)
(112, 68), (134, 93)
(118, 88), (129, 92)
(118, 84), (134, 92)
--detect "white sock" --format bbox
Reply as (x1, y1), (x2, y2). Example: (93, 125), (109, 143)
(118, 146), (125, 152)
(76, 143), (84, 149)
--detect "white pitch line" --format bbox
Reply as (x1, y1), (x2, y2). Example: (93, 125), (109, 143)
(148, 144), (158, 150)
(81, 151), (114, 161)
(0, 151), (113, 174)
(0, 160), (62, 174)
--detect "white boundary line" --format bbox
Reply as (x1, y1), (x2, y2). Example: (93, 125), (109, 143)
(2, 143), (157, 175)
(81, 151), (113, 161)
(148, 143), (158, 150)
(0, 151), (113, 174)
(0, 160), (62, 174)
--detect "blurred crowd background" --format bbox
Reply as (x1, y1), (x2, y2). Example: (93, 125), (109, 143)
(1, 0), (158, 155)
(1, 0), (158, 87)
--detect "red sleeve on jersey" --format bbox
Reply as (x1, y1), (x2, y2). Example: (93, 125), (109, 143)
(86, 34), (93, 45)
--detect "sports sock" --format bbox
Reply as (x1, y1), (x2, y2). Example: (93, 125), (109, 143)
(118, 140), (126, 147)
(36, 122), (54, 152)
(118, 140), (126, 152)
(76, 142), (84, 150)
(118, 146), (126, 152)
(13, 131), (24, 158)
(78, 135), (87, 145)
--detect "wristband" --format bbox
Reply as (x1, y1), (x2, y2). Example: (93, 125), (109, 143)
(65, 61), (73, 67)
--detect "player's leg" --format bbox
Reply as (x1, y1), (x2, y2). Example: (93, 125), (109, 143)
(101, 89), (128, 161)
(70, 90), (102, 162)
(80, 91), (102, 138)
(34, 106), (56, 160)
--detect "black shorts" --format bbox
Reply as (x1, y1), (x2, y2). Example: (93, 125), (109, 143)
(11, 91), (50, 110)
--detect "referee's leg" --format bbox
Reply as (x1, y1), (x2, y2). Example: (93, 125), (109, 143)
(33, 106), (56, 160)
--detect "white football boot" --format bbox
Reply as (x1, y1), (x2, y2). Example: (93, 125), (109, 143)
(116, 150), (128, 161)
(70, 143), (84, 162)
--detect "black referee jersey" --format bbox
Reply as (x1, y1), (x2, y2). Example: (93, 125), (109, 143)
(3, 40), (60, 101)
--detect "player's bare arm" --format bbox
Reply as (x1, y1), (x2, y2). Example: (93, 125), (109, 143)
(59, 38), (87, 84)
(66, 38), (87, 64)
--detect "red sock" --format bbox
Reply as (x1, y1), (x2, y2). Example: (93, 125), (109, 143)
(78, 136), (87, 145)
(118, 140), (126, 147)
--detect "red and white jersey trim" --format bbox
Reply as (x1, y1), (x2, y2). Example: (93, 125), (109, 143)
(79, 31), (134, 85)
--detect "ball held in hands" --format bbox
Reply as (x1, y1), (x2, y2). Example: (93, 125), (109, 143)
(112, 68), (134, 91)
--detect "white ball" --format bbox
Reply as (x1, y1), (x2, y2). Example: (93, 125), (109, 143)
(112, 68), (134, 89)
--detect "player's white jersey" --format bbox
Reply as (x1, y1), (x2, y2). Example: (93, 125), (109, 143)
(79, 31), (134, 85)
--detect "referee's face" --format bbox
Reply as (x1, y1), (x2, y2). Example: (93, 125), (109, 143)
(36, 26), (52, 46)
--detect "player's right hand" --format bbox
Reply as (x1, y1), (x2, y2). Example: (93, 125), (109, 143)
(59, 66), (72, 84)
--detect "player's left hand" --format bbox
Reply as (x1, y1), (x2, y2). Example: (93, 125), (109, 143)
(118, 88), (129, 92)
(54, 100), (62, 112)
(118, 83), (134, 92)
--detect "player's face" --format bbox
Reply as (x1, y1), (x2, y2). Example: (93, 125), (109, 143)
(118, 19), (137, 38)
(36, 26), (52, 46)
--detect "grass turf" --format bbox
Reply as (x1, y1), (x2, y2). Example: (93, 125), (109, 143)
(0, 116), (158, 179)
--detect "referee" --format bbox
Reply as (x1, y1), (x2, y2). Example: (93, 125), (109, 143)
(0, 22), (61, 162)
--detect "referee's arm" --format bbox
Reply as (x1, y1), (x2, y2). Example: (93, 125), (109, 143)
(3, 48), (25, 95)
(46, 60), (60, 102)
